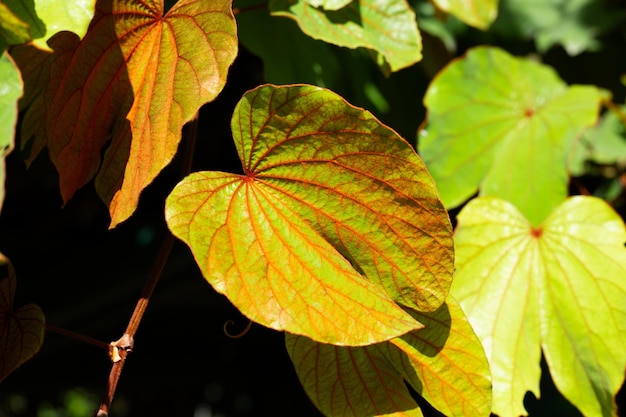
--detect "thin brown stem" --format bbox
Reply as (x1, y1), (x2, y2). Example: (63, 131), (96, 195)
(232, 3), (267, 15)
(94, 112), (200, 417)
(46, 323), (109, 351)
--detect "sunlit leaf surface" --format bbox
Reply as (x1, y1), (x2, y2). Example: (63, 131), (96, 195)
(166, 84), (454, 345)
(0, 254), (45, 383)
(286, 298), (491, 417)
(15, 0), (238, 227)
(432, 0), (498, 29)
(420, 46), (603, 225)
(452, 196), (626, 417)
(270, 0), (421, 71)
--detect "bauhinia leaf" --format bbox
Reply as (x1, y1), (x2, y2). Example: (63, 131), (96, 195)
(269, 0), (422, 71)
(419, 46), (603, 225)
(285, 298), (491, 417)
(15, 0), (238, 227)
(166, 84), (454, 345)
(0, 254), (45, 383)
(451, 196), (626, 417)
(431, 0), (498, 30)
(2, 0), (95, 49)
(0, 52), (22, 213)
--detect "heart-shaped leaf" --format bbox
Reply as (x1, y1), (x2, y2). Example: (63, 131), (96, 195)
(431, 0), (498, 30)
(166, 84), (454, 345)
(451, 196), (626, 417)
(269, 0), (422, 72)
(419, 46), (603, 225)
(285, 297), (491, 417)
(15, 0), (238, 227)
(0, 254), (45, 383)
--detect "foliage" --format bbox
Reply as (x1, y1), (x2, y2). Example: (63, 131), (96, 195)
(1, 0), (625, 416)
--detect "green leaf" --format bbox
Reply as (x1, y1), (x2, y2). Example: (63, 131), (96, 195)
(1, 0), (95, 49)
(419, 46), (603, 225)
(491, 0), (626, 56)
(0, 51), (22, 213)
(451, 196), (626, 417)
(285, 298), (491, 417)
(0, 2), (33, 46)
(0, 254), (45, 383)
(15, 0), (238, 227)
(303, 0), (352, 11)
(166, 84), (454, 345)
(431, 0), (498, 30)
(570, 106), (626, 176)
(269, 0), (422, 71)
(236, 0), (340, 87)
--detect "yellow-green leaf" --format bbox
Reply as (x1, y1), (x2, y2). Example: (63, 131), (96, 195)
(0, 254), (45, 383)
(166, 84), (454, 345)
(452, 196), (626, 417)
(432, 0), (498, 30)
(420, 46), (603, 225)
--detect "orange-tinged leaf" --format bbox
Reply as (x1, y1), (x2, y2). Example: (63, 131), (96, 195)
(166, 84), (454, 345)
(0, 254), (45, 383)
(286, 333), (424, 416)
(16, 0), (238, 227)
(285, 298), (491, 417)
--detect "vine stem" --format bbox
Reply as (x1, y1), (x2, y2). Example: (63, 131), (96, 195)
(46, 323), (110, 351)
(94, 112), (199, 417)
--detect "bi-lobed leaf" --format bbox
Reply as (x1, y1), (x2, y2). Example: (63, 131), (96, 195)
(286, 297), (491, 417)
(0, 254), (45, 383)
(269, 0), (422, 72)
(431, 0), (499, 30)
(451, 196), (626, 417)
(15, 0), (238, 227)
(0, 52), (22, 212)
(419, 46), (603, 225)
(166, 84), (454, 345)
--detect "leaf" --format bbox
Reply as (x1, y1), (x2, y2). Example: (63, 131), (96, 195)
(431, 0), (498, 30)
(286, 334), (424, 417)
(15, 0), (238, 227)
(569, 106), (626, 176)
(235, 0), (340, 87)
(2, 0), (95, 49)
(0, 51), (22, 213)
(303, 0), (352, 11)
(491, 0), (626, 56)
(0, 254), (45, 383)
(285, 298), (491, 417)
(451, 196), (626, 417)
(166, 84), (454, 345)
(0, 2), (33, 46)
(419, 46), (603, 225)
(269, 0), (422, 72)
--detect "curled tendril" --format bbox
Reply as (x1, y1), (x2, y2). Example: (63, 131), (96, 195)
(223, 319), (253, 338)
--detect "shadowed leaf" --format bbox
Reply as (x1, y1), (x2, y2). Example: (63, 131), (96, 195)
(166, 84), (454, 345)
(452, 196), (626, 417)
(286, 298), (491, 417)
(419, 46), (603, 225)
(0, 254), (45, 383)
(15, 0), (238, 227)
(269, 0), (421, 71)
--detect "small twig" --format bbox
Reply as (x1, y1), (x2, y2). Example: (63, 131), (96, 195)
(46, 323), (110, 351)
(94, 112), (200, 417)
